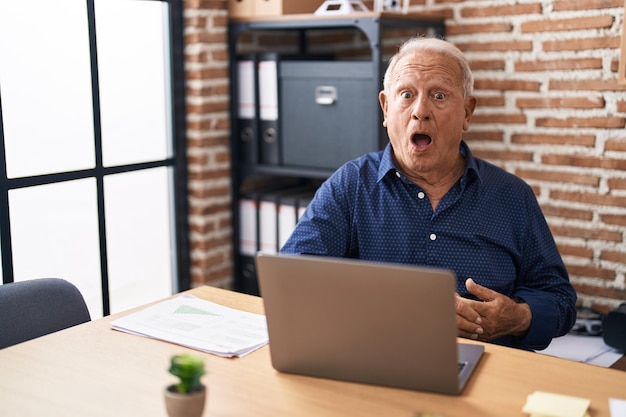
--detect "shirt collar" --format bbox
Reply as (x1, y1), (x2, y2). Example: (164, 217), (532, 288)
(378, 141), (482, 185)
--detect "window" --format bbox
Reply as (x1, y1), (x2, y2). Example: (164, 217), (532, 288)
(0, 0), (189, 318)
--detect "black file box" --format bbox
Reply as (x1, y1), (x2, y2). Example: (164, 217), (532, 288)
(279, 61), (383, 170)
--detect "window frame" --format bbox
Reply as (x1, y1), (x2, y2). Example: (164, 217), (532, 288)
(0, 0), (190, 316)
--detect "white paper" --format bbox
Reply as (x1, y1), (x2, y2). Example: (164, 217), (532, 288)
(111, 295), (268, 357)
(610, 398), (626, 417)
(538, 334), (623, 368)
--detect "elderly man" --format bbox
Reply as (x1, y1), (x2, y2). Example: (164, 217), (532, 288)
(281, 37), (576, 350)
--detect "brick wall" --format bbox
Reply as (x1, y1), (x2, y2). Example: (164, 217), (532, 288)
(183, 0), (626, 313)
(184, 0), (232, 289)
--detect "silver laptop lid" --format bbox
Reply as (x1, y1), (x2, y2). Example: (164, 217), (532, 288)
(256, 253), (483, 395)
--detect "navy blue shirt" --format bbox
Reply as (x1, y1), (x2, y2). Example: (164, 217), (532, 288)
(281, 141), (577, 350)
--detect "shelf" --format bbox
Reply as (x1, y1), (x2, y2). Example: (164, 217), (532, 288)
(228, 11), (448, 27)
(228, 14), (445, 295)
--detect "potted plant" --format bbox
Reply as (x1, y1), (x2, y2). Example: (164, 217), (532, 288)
(164, 353), (207, 417)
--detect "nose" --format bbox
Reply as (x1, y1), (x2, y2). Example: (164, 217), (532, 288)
(411, 95), (431, 121)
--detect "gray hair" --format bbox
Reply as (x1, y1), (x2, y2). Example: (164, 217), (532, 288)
(383, 37), (474, 97)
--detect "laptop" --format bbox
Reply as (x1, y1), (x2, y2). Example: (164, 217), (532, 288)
(255, 253), (484, 395)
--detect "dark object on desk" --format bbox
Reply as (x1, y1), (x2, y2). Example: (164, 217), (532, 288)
(603, 303), (626, 352)
(0, 278), (91, 349)
(572, 307), (603, 336)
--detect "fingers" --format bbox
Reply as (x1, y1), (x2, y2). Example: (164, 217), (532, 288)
(463, 278), (531, 340)
(455, 293), (483, 340)
(465, 278), (498, 302)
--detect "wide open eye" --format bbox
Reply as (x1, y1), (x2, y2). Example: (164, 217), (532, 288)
(434, 92), (446, 100)
(400, 91), (412, 99)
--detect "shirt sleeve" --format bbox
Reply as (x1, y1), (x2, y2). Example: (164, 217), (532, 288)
(280, 164), (356, 257)
(506, 186), (577, 350)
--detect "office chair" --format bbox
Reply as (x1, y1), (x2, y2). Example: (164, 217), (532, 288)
(0, 278), (91, 349)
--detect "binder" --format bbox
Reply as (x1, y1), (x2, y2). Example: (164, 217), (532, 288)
(239, 194), (258, 256)
(238, 178), (305, 256)
(277, 194), (298, 250)
(278, 189), (316, 249)
(258, 186), (311, 254)
(236, 55), (258, 164)
(257, 53), (280, 165)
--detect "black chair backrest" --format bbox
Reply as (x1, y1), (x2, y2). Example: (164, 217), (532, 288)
(0, 278), (91, 349)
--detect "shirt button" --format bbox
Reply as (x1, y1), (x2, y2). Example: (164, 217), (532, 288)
(395, 171), (401, 178)
(429, 233), (437, 241)
(417, 192), (425, 199)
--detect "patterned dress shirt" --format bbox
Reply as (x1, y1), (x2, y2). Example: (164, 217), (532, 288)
(281, 141), (577, 350)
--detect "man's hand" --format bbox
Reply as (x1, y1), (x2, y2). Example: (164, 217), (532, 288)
(455, 278), (532, 341)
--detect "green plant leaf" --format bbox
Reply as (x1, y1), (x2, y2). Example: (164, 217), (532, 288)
(169, 353), (206, 394)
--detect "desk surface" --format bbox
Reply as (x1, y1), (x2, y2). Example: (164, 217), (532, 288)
(0, 286), (624, 417)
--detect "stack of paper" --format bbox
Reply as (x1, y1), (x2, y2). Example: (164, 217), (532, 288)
(111, 295), (269, 357)
(522, 391), (591, 417)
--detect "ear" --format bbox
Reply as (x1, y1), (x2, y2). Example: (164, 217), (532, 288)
(379, 90), (388, 125)
(463, 96), (477, 131)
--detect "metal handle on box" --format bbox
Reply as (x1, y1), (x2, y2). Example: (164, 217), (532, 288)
(315, 85), (337, 105)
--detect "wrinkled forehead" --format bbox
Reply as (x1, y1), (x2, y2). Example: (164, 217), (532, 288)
(392, 48), (464, 88)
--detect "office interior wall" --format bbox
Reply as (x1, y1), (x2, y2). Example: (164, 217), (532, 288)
(185, 0), (626, 313)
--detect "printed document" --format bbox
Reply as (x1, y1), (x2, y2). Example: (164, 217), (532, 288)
(111, 294), (268, 357)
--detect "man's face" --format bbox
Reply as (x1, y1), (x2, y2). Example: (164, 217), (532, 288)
(379, 49), (476, 182)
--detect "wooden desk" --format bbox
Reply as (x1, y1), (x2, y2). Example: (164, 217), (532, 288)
(612, 354), (626, 372)
(0, 287), (624, 417)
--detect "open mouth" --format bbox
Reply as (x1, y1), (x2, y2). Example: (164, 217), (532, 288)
(411, 133), (432, 149)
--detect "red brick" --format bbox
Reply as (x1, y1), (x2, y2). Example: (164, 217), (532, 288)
(473, 149), (533, 162)
(474, 79), (540, 91)
(567, 265), (616, 280)
(536, 117), (625, 129)
(589, 304), (615, 315)
(515, 58), (602, 72)
(567, 265), (615, 281)
(515, 96), (604, 109)
(600, 249), (626, 263)
(557, 243), (594, 259)
(475, 95), (506, 107)
(542, 204), (594, 221)
(456, 40), (533, 53)
(469, 59), (506, 71)
(511, 133), (595, 147)
(471, 113), (527, 124)
(446, 22), (512, 36)
(550, 79), (626, 92)
(606, 139), (626, 151)
(553, 0), (624, 11)
(461, 3), (542, 17)
(515, 168), (599, 186)
(543, 154), (626, 170)
(573, 283), (624, 301)
(463, 130), (504, 142)
(543, 36), (622, 51)
(521, 15), (614, 33)
(550, 189), (626, 210)
(601, 213), (626, 226)
(607, 177), (626, 190)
